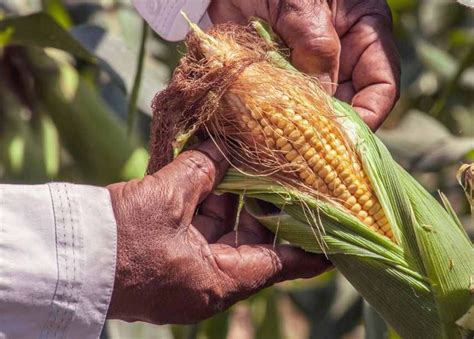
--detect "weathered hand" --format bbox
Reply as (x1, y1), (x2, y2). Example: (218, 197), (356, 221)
(106, 140), (330, 324)
(208, 0), (400, 129)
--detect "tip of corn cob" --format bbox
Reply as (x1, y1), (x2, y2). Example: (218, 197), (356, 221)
(180, 11), (205, 38)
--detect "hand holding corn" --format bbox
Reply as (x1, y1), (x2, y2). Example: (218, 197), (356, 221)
(208, 0), (400, 129)
(106, 141), (331, 324)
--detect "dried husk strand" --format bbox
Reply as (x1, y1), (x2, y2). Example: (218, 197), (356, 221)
(148, 18), (474, 339)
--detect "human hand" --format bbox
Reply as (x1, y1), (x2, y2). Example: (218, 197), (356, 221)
(106, 140), (331, 324)
(208, 0), (400, 130)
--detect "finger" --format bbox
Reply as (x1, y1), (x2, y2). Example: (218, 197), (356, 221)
(153, 140), (229, 214)
(335, 1), (400, 130)
(210, 0), (341, 94)
(153, 140), (228, 205)
(192, 193), (238, 242)
(211, 243), (332, 296)
(267, 0), (341, 94)
(217, 209), (274, 246)
(208, 0), (248, 24)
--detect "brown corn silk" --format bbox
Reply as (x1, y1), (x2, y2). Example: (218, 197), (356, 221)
(148, 24), (394, 241)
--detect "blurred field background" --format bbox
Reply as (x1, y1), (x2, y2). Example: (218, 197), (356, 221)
(0, 1), (472, 338)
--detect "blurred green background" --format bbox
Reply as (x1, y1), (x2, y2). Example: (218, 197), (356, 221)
(0, 1), (472, 338)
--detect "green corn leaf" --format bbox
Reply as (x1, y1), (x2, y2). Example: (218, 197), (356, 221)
(0, 12), (95, 62)
(41, 0), (72, 29)
(400, 167), (474, 338)
(23, 47), (145, 183)
(39, 113), (60, 178)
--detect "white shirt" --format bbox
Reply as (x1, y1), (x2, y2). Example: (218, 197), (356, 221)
(0, 1), (211, 338)
(132, 0), (212, 41)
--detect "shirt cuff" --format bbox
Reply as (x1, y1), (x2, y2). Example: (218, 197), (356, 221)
(132, 0), (212, 41)
(62, 184), (117, 338)
(0, 183), (117, 339)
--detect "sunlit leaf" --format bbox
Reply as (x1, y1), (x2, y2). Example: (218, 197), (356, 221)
(378, 110), (474, 171)
(450, 28), (474, 47)
(419, 1), (461, 36)
(0, 26), (13, 45)
(24, 47), (144, 184)
(7, 134), (25, 173)
(41, 0), (72, 28)
(453, 105), (474, 137)
(416, 39), (457, 81)
(457, 0), (474, 8)
(39, 113), (60, 178)
(0, 12), (95, 61)
(121, 147), (148, 180)
(105, 320), (174, 339)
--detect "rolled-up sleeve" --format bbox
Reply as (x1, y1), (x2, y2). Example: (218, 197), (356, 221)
(132, 0), (212, 41)
(0, 183), (117, 339)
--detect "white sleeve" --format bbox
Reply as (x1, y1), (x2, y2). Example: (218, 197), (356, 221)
(0, 183), (117, 339)
(132, 0), (212, 41)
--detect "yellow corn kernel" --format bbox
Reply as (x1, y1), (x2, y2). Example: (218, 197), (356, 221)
(263, 126), (274, 136)
(364, 216), (375, 226)
(328, 177), (342, 191)
(285, 150), (299, 161)
(276, 137), (288, 148)
(359, 193), (372, 204)
(305, 173), (317, 185)
(231, 94), (394, 241)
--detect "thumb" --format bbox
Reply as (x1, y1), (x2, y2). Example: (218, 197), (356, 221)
(153, 140), (229, 214)
(269, 0), (340, 94)
(209, 0), (340, 93)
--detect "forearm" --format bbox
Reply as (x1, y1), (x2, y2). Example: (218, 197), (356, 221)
(0, 183), (116, 338)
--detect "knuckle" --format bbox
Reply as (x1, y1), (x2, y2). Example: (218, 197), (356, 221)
(346, 0), (392, 18)
(260, 247), (284, 283)
(345, 1), (393, 29)
(143, 174), (186, 226)
(300, 34), (340, 59)
(179, 150), (216, 187)
(273, 1), (340, 58)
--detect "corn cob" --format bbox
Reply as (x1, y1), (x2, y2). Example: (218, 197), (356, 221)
(225, 91), (393, 240)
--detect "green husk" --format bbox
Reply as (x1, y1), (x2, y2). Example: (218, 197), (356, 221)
(214, 21), (474, 339)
